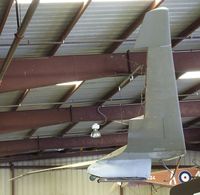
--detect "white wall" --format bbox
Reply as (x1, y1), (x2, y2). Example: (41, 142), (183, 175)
(0, 151), (199, 195)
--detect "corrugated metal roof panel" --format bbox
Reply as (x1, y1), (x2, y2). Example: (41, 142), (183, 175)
(0, 129), (30, 141)
(174, 27), (200, 51)
(62, 76), (125, 107)
(162, 0), (200, 36)
(184, 89), (200, 100)
(0, 2), (82, 58)
(101, 121), (127, 134)
(18, 84), (74, 111)
(177, 78), (200, 93)
(33, 123), (69, 138)
(0, 90), (21, 112)
(0, 0), (8, 23)
(65, 121), (98, 136)
(56, 0), (154, 55)
(105, 75), (145, 105)
(116, 0), (200, 53)
(182, 117), (197, 123)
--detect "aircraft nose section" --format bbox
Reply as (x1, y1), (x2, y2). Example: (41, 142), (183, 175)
(87, 161), (102, 176)
(87, 159), (152, 179)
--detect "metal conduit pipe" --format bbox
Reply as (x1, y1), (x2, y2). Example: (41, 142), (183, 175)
(0, 0), (40, 83)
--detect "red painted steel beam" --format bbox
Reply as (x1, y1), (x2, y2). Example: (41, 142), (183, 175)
(48, 0), (91, 56)
(104, 0), (164, 53)
(0, 133), (126, 157)
(180, 83), (200, 127)
(172, 16), (200, 47)
(185, 143), (200, 151)
(0, 0), (14, 34)
(0, 130), (198, 157)
(0, 101), (199, 133)
(0, 148), (115, 163)
(184, 128), (200, 144)
(0, 51), (200, 92)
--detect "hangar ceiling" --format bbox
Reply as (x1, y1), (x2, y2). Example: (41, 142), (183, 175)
(0, 0), (200, 163)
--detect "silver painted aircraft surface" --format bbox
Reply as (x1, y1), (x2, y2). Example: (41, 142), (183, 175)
(87, 6), (186, 182)
(11, 7), (186, 182)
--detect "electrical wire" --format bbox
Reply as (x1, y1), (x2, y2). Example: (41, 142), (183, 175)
(97, 106), (107, 126)
(15, 0), (20, 29)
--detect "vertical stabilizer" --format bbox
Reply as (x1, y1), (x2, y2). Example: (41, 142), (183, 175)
(87, 7), (186, 181)
(127, 7), (186, 160)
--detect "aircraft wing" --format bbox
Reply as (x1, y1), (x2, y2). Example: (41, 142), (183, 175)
(10, 146), (127, 180)
(10, 160), (97, 181)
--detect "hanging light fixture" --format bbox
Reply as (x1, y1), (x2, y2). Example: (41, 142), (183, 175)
(90, 123), (101, 138)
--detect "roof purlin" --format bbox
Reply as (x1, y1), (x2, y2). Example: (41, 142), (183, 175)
(0, 0), (14, 35)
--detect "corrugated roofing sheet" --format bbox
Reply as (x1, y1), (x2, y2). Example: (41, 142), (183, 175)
(174, 27), (200, 51)
(116, 0), (200, 53)
(62, 76), (126, 107)
(0, 0), (8, 24)
(0, 129), (30, 141)
(0, 90), (21, 112)
(56, 0), (154, 55)
(33, 123), (69, 138)
(177, 78), (200, 93)
(18, 84), (74, 110)
(0, 2), (82, 58)
(105, 75), (145, 105)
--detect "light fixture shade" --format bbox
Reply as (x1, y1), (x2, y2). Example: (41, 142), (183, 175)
(90, 129), (101, 138)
